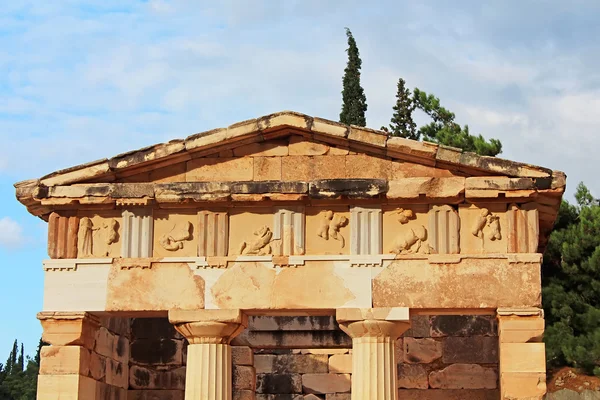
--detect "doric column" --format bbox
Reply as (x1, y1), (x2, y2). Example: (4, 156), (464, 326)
(497, 308), (546, 400)
(337, 308), (411, 400)
(37, 312), (100, 400)
(169, 309), (248, 400)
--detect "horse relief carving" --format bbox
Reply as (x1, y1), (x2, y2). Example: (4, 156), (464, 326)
(390, 208), (432, 255)
(160, 221), (193, 251)
(238, 225), (274, 255)
(471, 208), (502, 245)
(317, 211), (349, 248)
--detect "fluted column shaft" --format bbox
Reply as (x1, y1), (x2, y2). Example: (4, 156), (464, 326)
(169, 310), (247, 400)
(337, 308), (410, 400)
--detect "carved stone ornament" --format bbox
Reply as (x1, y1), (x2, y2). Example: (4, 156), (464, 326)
(471, 208), (502, 244)
(238, 225), (274, 255)
(317, 211), (349, 248)
(160, 221), (193, 251)
(104, 219), (119, 246)
(78, 217), (99, 257)
(389, 208), (432, 255)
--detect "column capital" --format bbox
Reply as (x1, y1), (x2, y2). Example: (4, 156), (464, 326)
(37, 311), (100, 348)
(336, 307), (410, 340)
(169, 309), (247, 344)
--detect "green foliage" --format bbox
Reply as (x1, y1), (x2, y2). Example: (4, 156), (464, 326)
(413, 88), (502, 156)
(340, 28), (367, 127)
(543, 183), (600, 376)
(381, 78), (418, 140)
(0, 340), (40, 400)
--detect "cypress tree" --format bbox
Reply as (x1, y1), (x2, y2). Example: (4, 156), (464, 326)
(17, 344), (24, 372)
(382, 78), (418, 139)
(340, 28), (367, 127)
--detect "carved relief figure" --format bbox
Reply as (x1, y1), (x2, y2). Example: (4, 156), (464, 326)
(390, 225), (430, 255)
(471, 208), (502, 241)
(239, 225), (273, 255)
(160, 221), (193, 251)
(78, 217), (100, 257)
(104, 219), (119, 246)
(389, 208), (432, 255)
(317, 211), (349, 248)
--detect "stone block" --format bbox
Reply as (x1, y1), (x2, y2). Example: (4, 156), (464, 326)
(102, 317), (131, 338)
(500, 372), (546, 399)
(127, 390), (185, 400)
(186, 157), (254, 181)
(443, 337), (499, 364)
(90, 352), (107, 381)
(233, 365), (256, 390)
(233, 389), (256, 400)
(256, 373), (302, 394)
(131, 318), (179, 340)
(39, 313), (98, 349)
(498, 316), (544, 343)
(129, 365), (185, 390)
(397, 389), (499, 399)
(348, 126), (387, 147)
(233, 141), (289, 157)
(387, 137), (438, 159)
(255, 354), (328, 374)
(233, 346), (254, 366)
(288, 136), (329, 156)
(130, 338), (184, 365)
(395, 338), (404, 364)
(500, 343), (546, 373)
(40, 346), (91, 376)
(256, 396), (303, 400)
(402, 315), (431, 338)
(429, 364), (497, 389)
(387, 177), (465, 199)
(106, 359), (128, 389)
(254, 156), (282, 181)
(345, 154), (391, 179)
(328, 354), (352, 373)
(326, 395), (351, 400)
(403, 338), (442, 364)
(37, 374), (98, 399)
(397, 364), (428, 389)
(249, 316), (338, 331)
(302, 373), (351, 394)
(299, 349), (349, 355)
(430, 315), (497, 337)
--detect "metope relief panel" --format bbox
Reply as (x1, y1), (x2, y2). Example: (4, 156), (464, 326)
(428, 205), (460, 254)
(77, 212), (120, 258)
(305, 207), (350, 255)
(383, 206), (432, 255)
(507, 203), (539, 253)
(459, 204), (507, 254)
(48, 212), (79, 259)
(272, 207), (305, 256)
(350, 206), (382, 255)
(229, 208), (275, 256)
(121, 209), (153, 258)
(197, 211), (229, 257)
(153, 211), (196, 257)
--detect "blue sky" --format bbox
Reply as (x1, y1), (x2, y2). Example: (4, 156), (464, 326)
(1, 0), (600, 357)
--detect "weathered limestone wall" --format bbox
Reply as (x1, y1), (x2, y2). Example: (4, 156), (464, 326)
(37, 315), (129, 399)
(128, 318), (186, 400)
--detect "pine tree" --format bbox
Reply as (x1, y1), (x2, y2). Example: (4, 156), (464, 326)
(381, 78), (418, 139)
(413, 88), (502, 156)
(543, 183), (600, 376)
(340, 28), (367, 127)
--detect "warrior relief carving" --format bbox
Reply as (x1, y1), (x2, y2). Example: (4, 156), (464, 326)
(317, 211), (349, 248)
(471, 208), (502, 243)
(389, 208), (432, 255)
(238, 226), (274, 255)
(160, 221), (192, 251)
(78, 217), (100, 257)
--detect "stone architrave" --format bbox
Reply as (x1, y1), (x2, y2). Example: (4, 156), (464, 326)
(198, 210), (229, 256)
(48, 212), (79, 259)
(121, 209), (153, 258)
(337, 308), (411, 400)
(428, 205), (460, 254)
(169, 309), (248, 400)
(497, 308), (546, 400)
(350, 207), (382, 255)
(273, 207), (305, 255)
(507, 203), (539, 253)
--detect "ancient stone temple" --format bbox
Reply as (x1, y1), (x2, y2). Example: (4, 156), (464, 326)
(15, 111), (566, 400)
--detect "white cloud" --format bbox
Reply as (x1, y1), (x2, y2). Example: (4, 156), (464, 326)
(0, 217), (26, 249)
